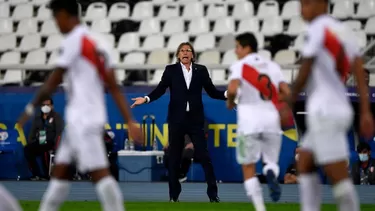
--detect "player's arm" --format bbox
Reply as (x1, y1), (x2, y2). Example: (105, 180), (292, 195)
(290, 58), (314, 104)
(227, 79), (240, 103)
(352, 58), (370, 113)
(226, 63), (242, 109)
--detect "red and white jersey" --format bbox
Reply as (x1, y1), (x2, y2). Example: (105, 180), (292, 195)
(55, 25), (114, 125)
(302, 15), (359, 117)
(229, 53), (285, 134)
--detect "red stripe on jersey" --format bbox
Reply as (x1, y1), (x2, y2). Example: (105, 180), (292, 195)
(81, 36), (106, 81)
(242, 64), (279, 106)
(323, 28), (350, 82)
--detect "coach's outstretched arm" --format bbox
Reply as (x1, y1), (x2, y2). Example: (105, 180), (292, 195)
(131, 67), (171, 108)
(203, 66), (227, 100)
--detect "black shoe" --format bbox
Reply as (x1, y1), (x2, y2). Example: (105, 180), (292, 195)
(210, 196), (220, 203)
(169, 198), (179, 202)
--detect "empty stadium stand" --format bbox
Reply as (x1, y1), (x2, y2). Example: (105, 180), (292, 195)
(0, 0), (374, 86)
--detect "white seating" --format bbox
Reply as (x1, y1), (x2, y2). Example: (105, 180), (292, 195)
(101, 33), (115, 49)
(182, 2), (204, 19)
(198, 50), (220, 64)
(213, 17), (235, 36)
(258, 49), (271, 60)
(12, 4), (33, 21)
(211, 69), (227, 84)
(8, 0), (28, 6)
(138, 19), (161, 35)
(147, 49), (170, 65)
(232, 1), (254, 19)
(167, 33), (189, 52)
(332, 0), (354, 19)
(177, 0), (199, 3)
(163, 19), (184, 35)
(282, 70), (292, 84)
(0, 52), (22, 84)
(254, 33), (265, 49)
(261, 17), (283, 36)
(0, 34), (16, 51)
(0, 3), (9, 18)
(45, 34), (63, 52)
(365, 17), (375, 34)
(36, 5), (52, 21)
(206, 3), (228, 19)
(188, 18), (209, 35)
(152, 0), (175, 4)
(257, 0), (279, 19)
(123, 52), (146, 65)
(202, 0), (225, 3)
(111, 49), (120, 64)
(149, 69), (164, 85)
(287, 17), (307, 36)
(48, 51), (58, 65)
(91, 19), (111, 33)
(141, 34), (165, 51)
(84, 2), (107, 21)
(40, 20), (59, 36)
(108, 2), (130, 21)
(131, 2), (153, 20)
(274, 50), (296, 65)
(291, 33), (304, 51)
(237, 18), (259, 33)
(158, 3), (179, 20)
(18, 34), (41, 52)
(343, 20), (362, 31)
(24, 50), (46, 65)
(281, 0), (300, 19)
(354, 30), (367, 49)
(217, 34), (235, 51)
(0, 19), (12, 35)
(222, 49), (237, 65)
(115, 69), (126, 84)
(31, 0), (50, 6)
(16, 19), (38, 35)
(355, 0), (375, 18)
(193, 33), (215, 52)
(0, 51), (20, 64)
(117, 33), (140, 53)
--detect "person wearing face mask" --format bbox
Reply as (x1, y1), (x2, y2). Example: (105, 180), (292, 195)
(284, 147), (300, 184)
(24, 97), (64, 180)
(351, 142), (375, 185)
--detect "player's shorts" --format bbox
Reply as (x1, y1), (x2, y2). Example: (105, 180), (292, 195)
(54, 122), (109, 173)
(236, 132), (282, 165)
(301, 113), (353, 165)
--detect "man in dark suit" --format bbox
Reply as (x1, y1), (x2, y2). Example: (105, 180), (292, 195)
(131, 42), (226, 202)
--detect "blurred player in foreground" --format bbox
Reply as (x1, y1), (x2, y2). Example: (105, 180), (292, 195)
(17, 0), (142, 211)
(226, 32), (291, 211)
(0, 185), (22, 211)
(284, 0), (375, 211)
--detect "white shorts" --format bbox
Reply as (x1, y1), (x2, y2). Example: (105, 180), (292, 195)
(236, 132), (282, 165)
(301, 113), (352, 165)
(54, 123), (109, 173)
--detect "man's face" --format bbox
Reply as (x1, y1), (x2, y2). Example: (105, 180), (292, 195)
(41, 100), (53, 114)
(178, 45), (193, 65)
(359, 149), (370, 162)
(235, 41), (249, 60)
(300, 0), (326, 22)
(53, 10), (70, 34)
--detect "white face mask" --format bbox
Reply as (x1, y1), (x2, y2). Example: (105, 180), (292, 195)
(295, 154), (299, 161)
(41, 105), (51, 114)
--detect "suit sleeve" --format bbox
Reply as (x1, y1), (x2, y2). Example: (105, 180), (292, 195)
(146, 67), (171, 103)
(202, 66), (226, 100)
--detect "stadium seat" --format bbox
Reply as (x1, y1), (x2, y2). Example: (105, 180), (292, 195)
(343, 20), (362, 31)
(138, 19), (161, 36)
(282, 69), (293, 83)
(16, 19), (38, 35)
(163, 19), (184, 35)
(281, 0), (300, 19)
(232, 1), (254, 19)
(45, 34), (63, 52)
(354, 30), (367, 49)
(188, 18), (209, 35)
(84, 2), (107, 21)
(213, 17), (235, 36)
(48, 50), (58, 65)
(364, 17), (375, 34)
(222, 49), (236, 65)
(117, 33), (140, 53)
(261, 17), (283, 36)
(286, 17), (307, 36)
(355, 0), (375, 19)
(0, 3), (9, 18)
(198, 50), (220, 64)
(258, 49), (272, 60)
(158, 3), (180, 20)
(40, 20), (59, 36)
(24, 50), (46, 65)
(211, 69), (227, 85)
(8, 0), (29, 6)
(0, 51), (20, 65)
(0, 34), (16, 51)
(31, 0), (50, 6)
(167, 33), (189, 52)
(0, 19), (12, 35)
(131, 2), (153, 20)
(255, 33), (265, 49)
(12, 4), (33, 21)
(141, 34), (165, 51)
(115, 69), (126, 84)
(149, 69), (164, 85)
(182, 2), (204, 19)
(1, 69), (23, 84)
(206, 3), (228, 19)
(291, 33), (304, 51)
(202, 0), (225, 3)
(274, 50), (296, 65)
(0, 51), (22, 84)
(217, 34), (235, 52)
(193, 33), (215, 52)
(226, 0), (247, 2)
(237, 18), (260, 33)
(111, 49), (120, 64)
(101, 33), (115, 49)
(91, 19), (111, 33)
(257, 0), (279, 19)
(18, 34), (41, 52)
(331, 0), (354, 19)
(122, 52), (146, 65)
(152, 0), (175, 4)
(108, 2), (130, 21)
(147, 49), (170, 65)
(177, 0), (199, 3)
(36, 5), (52, 21)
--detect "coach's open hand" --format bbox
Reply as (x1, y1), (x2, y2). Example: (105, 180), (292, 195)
(131, 97), (146, 108)
(128, 121), (144, 145)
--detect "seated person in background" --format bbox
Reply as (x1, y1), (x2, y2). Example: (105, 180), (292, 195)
(24, 97), (64, 180)
(351, 142), (375, 185)
(284, 147), (300, 184)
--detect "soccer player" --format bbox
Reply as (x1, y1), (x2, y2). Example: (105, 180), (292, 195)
(0, 185), (22, 211)
(226, 32), (291, 211)
(285, 0), (375, 211)
(17, 0), (142, 211)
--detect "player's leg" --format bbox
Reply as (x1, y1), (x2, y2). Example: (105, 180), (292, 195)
(261, 133), (282, 202)
(237, 133), (265, 211)
(0, 184), (22, 211)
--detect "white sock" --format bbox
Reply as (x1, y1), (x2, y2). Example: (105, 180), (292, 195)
(38, 179), (70, 211)
(0, 185), (22, 211)
(332, 178), (359, 211)
(244, 177), (266, 211)
(298, 173), (321, 211)
(96, 176), (125, 211)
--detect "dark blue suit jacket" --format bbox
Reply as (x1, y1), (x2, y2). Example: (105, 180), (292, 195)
(147, 63), (226, 124)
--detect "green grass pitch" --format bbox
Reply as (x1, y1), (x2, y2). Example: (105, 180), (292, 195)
(20, 201), (375, 211)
